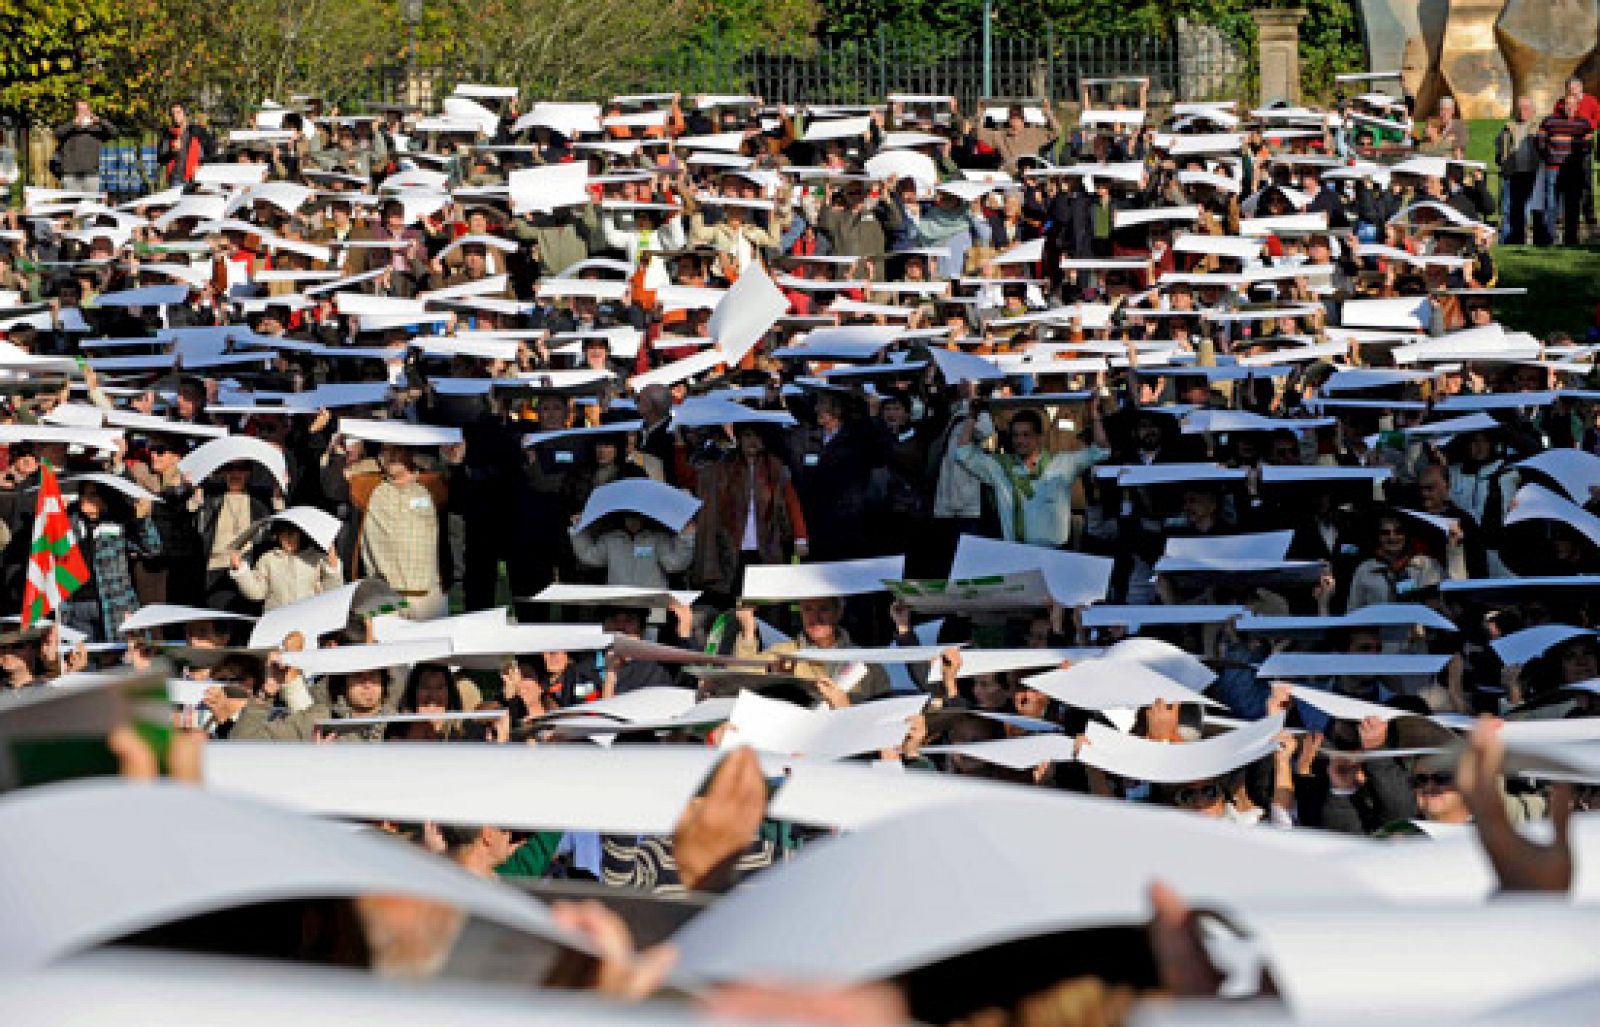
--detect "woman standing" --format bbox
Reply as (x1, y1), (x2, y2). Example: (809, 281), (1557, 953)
(60, 480), (161, 642)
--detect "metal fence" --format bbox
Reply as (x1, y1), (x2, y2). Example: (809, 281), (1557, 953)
(352, 30), (1246, 112)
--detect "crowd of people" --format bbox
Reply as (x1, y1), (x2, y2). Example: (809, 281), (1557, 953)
(0, 68), (1597, 1023)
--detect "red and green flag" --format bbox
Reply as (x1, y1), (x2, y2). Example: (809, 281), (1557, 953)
(21, 463), (89, 628)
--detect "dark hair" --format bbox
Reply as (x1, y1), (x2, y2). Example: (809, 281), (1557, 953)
(1008, 408), (1045, 435)
(398, 662), (462, 713)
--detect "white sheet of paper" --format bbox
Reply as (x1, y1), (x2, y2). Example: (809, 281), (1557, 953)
(177, 436), (288, 492)
(802, 116), (872, 141)
(1078, 713), (1285, 783)
(538, 686), (699, 725)
(1237, 603), (1456, 634)
(260, 506), (343, 553)
(508, 163), (591, 214)
(574, 479), (700, 533)
(707, 260), (789, 365)
(669, 397), (796, 429)
(247, 582), (360, 649)
(1507, 483), (1600, 550)
(628, 347), (725, 390)
(1079, 604), (1245, 628)
(1489, 624), (1594, 666)
(719, 691), (925, 760)
(280, 639), (453, 677)
(1099, 637), (1217, 689)
(1244, 903), (1600, 1022)
(204, 742), (722, 838)
(335, 417), (462, 448)
(1258, 652), (1449, 678)
(787, 646), (953, 664)
(948, 535), (1113, 608)
(922, 734), (1082, 769)
(672, 784), (1369, 986)
(0, 778), (578, 971)
(1517, 448), (1600, 504)
(742, 555), (906, 600)
(1024, 660), (1222, 711)
(1286, 685), (1413, 722)
(119, 604), (256, 634)
(950, 648), (1099, 678)
(531, 583), (699, 608)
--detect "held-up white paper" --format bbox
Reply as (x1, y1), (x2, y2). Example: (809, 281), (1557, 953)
(1077, 713), (1285, 783)
(948, 535), (1114, 608)
(921, 733), (1082, 770)
(247, 581), (362, 649)
(1258, 652), (1450, 678)
(177, 436), (289, 492)
(718, 690), (926, 760)
(280, 638), (453, 677)
(707, 260), (789, 365)
(336, 417), (462, 448)
(119, 604), (256, 634)
(1023, 660), (1223, 711)
(574, 479), (701, 533)
(741, 555), (906, 600)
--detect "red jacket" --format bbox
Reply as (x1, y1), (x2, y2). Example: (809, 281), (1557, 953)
(1555, 94), (1600, 131)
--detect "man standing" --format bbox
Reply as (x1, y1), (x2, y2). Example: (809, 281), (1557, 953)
(52, 99), (114, 195)
(1553, 76), (1600, 228)
(1497, 96), (1542, 244)
(1536, 96), (1594, 246)
(158, 102), (212, 187)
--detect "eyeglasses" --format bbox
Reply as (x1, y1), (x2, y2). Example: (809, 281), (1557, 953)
(1411, 772), (1454, 789)
(1174, 783), (1223, 807)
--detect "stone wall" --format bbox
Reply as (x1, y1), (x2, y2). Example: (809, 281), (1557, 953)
(1360, 0), (1600, 118)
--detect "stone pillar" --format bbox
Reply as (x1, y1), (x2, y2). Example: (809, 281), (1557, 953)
(1254, 8), (1306, 106)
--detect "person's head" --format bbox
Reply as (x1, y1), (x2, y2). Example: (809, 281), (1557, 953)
(1416, 463), (1449, 513)
(170, 102), (189, 127)
(582, 337), (610, 371)
(736, 424), (766, 460)
(273, 522), (308, 554)
(1374, 514), (1409, 562)
(176, 378), (206, 419)
(601, 607), (646, 638)
(1181, 486), (1220, 529)
(1517, 95), (1535, 122)
(439, 824), (515, 877)
(382, 200), (406, 232)
(1411, 757), (1469, 822)
(221, 461), (252, 494)
(798, 596), (843, 646)
(1554, 636), (1599, 685)
(402, 663), (459, 713)
(1007, 409), (1045, 461)
(815, 394), (845, 432)
(1465, 430), (1495, 464)
(76, 481), (105, 520)
(343, 669), (386, 715)
(1135, 414), (1165, 452)
(1012, 684), (1050, 719)
(379, 445), (417, 485)
(1007, 104), (1026, 132)
(74, 98), (91, 121)
(1566, 77), (1585, 104)
(1438, 96), (1456, 122)
(972, 672), (1014, 711)
(1169, 778), (1228, 817)
(879, 393), (910, 430)
(1344, 627), (1383, 656)
(1268, 430), (1300, 466)
(537, 394), (570, 430)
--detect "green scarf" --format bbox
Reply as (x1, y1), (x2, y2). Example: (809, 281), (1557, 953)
(997, 450), (1050, 538)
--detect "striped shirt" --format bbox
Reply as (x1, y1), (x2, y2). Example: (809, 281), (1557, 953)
(1537, 115), (1593, 169)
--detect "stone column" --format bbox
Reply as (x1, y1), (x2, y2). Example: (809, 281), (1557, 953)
(1254, 8), (1307, 106)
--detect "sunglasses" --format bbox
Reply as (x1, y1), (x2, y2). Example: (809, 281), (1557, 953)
(1174, 783), (1223, 807)
(1411, 772), (1454, 789)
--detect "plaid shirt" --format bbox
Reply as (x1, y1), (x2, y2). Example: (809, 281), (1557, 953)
(359, 479), (439, 593)
(73, 512), (161, 637)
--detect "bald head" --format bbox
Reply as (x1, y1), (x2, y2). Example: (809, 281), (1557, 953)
(638, 384), (670, 425)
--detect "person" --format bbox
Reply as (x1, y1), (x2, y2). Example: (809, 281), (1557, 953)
(230, 521), (344, 609)
(158, 102), (212, 186)
(568, 512), (696, 589)
(1535, 95), (1594, 246)
(52, 99), (115, 195)
(358, 444), (451, 621)
(953, 405), (1111, 549)
(1497, 96), (1541, 244)
(1345, 511), (1451, 611)
(691, 424), (808, 600)
(968, 102), (1060, 175)
(59, 481), (160, 642)
(730, 596), (890, 706)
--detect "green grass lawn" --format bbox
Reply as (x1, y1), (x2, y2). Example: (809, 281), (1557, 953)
(1494, 244), (1600, 340)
